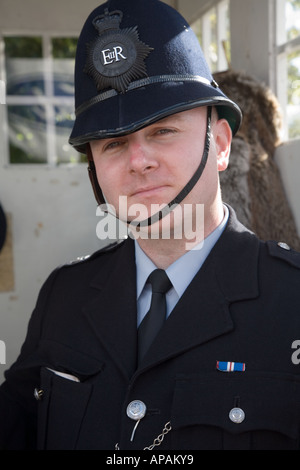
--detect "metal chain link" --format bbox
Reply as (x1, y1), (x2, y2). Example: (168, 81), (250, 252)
(115, 421), (172, 451)
(143, 421), (172, 450)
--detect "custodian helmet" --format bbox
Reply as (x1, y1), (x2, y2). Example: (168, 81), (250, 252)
(69, 0), (242, 209)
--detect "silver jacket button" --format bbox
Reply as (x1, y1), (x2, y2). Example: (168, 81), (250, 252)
(229, 407), (245, 423)
(278, 242), (290, 250)
(126, 400), (146, 421)
(34, 388), (44, 401)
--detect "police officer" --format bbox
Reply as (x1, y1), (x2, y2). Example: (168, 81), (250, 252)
(1, 0), (300, 450)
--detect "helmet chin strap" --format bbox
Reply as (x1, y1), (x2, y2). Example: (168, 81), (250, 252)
(87, 106), (212, 227)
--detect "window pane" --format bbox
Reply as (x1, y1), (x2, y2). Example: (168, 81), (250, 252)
(192, 17), (202, 47)
(52, 39), (76, 97)
(4, 36), (82, 164)
(287, 47), (300, 139)
(4, 36), (43, 58)
(53, 60), (75, 96)
(5, 37), (44, 96)
(191, 1), (230, 72)
(6, 59), (45, 96)
(55, 105), (84, 163)
(8, 105), (47, 163)
(52, 38), (77, 59)
(286, 0), (300, 41)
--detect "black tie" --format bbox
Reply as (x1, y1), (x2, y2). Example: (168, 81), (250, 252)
(138, 269), (172, 362)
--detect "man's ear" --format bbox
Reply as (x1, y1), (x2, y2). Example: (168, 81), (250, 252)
(214, 118), (232, 172)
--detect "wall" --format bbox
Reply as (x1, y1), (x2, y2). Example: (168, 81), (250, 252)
(0, 166), (103, 379)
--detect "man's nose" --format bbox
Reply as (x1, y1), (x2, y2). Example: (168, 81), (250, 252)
(128, 140), (158, 174)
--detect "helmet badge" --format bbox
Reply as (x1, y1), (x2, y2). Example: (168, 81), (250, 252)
(84, 9), (153, 94)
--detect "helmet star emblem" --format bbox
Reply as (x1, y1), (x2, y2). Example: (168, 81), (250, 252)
(84, 9), (153, 94)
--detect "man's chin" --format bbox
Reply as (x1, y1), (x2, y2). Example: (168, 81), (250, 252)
(125, 201), (205, 247)
(117, 196), (171, 226)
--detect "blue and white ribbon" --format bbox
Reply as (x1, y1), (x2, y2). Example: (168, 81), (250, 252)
(216, 361), (246, 372)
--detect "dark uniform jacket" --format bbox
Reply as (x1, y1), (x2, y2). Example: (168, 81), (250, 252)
(1, 207), (300, 450)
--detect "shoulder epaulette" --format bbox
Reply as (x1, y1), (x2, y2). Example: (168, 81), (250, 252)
(65, 239), (125, 267)
(266, 240), (300, 269)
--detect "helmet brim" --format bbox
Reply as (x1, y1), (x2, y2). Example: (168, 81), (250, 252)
(69, 79), (242, 153)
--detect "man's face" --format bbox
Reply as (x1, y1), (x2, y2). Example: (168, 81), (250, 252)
(90, 106), (231, 230)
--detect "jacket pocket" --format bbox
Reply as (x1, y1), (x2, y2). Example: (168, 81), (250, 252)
(35, 340), (104, 449)
(171, 371), (300, 450)
(37, 339), (104, 381)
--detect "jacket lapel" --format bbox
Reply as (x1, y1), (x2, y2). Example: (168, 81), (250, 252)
(137, 208), (260, 370)
(83, 239), (138, 379)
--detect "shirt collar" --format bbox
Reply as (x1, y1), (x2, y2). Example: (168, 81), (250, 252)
(135, 204), (229, 299)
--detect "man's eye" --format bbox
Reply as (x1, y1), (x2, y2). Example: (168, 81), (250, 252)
(104, 140), (123, 151)
(156, 128), (176, 136)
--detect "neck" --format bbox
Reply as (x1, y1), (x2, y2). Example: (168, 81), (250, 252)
(133, 199), (225, 269)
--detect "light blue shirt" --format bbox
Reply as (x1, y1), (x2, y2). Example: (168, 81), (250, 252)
(135, 205), (229, 326)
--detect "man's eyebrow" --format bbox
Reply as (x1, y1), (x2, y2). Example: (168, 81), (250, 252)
(155, 114), (184, 125)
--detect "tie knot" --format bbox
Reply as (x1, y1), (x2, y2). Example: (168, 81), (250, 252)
(148, 269), (172, 294)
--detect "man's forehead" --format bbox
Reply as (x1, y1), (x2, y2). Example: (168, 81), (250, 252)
(155, 107), (207, 124)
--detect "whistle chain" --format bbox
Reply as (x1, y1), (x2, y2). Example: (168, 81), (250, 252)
(115, 421), (172, 450)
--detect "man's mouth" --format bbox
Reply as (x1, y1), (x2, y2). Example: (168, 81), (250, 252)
(130, 185), (169, 198)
